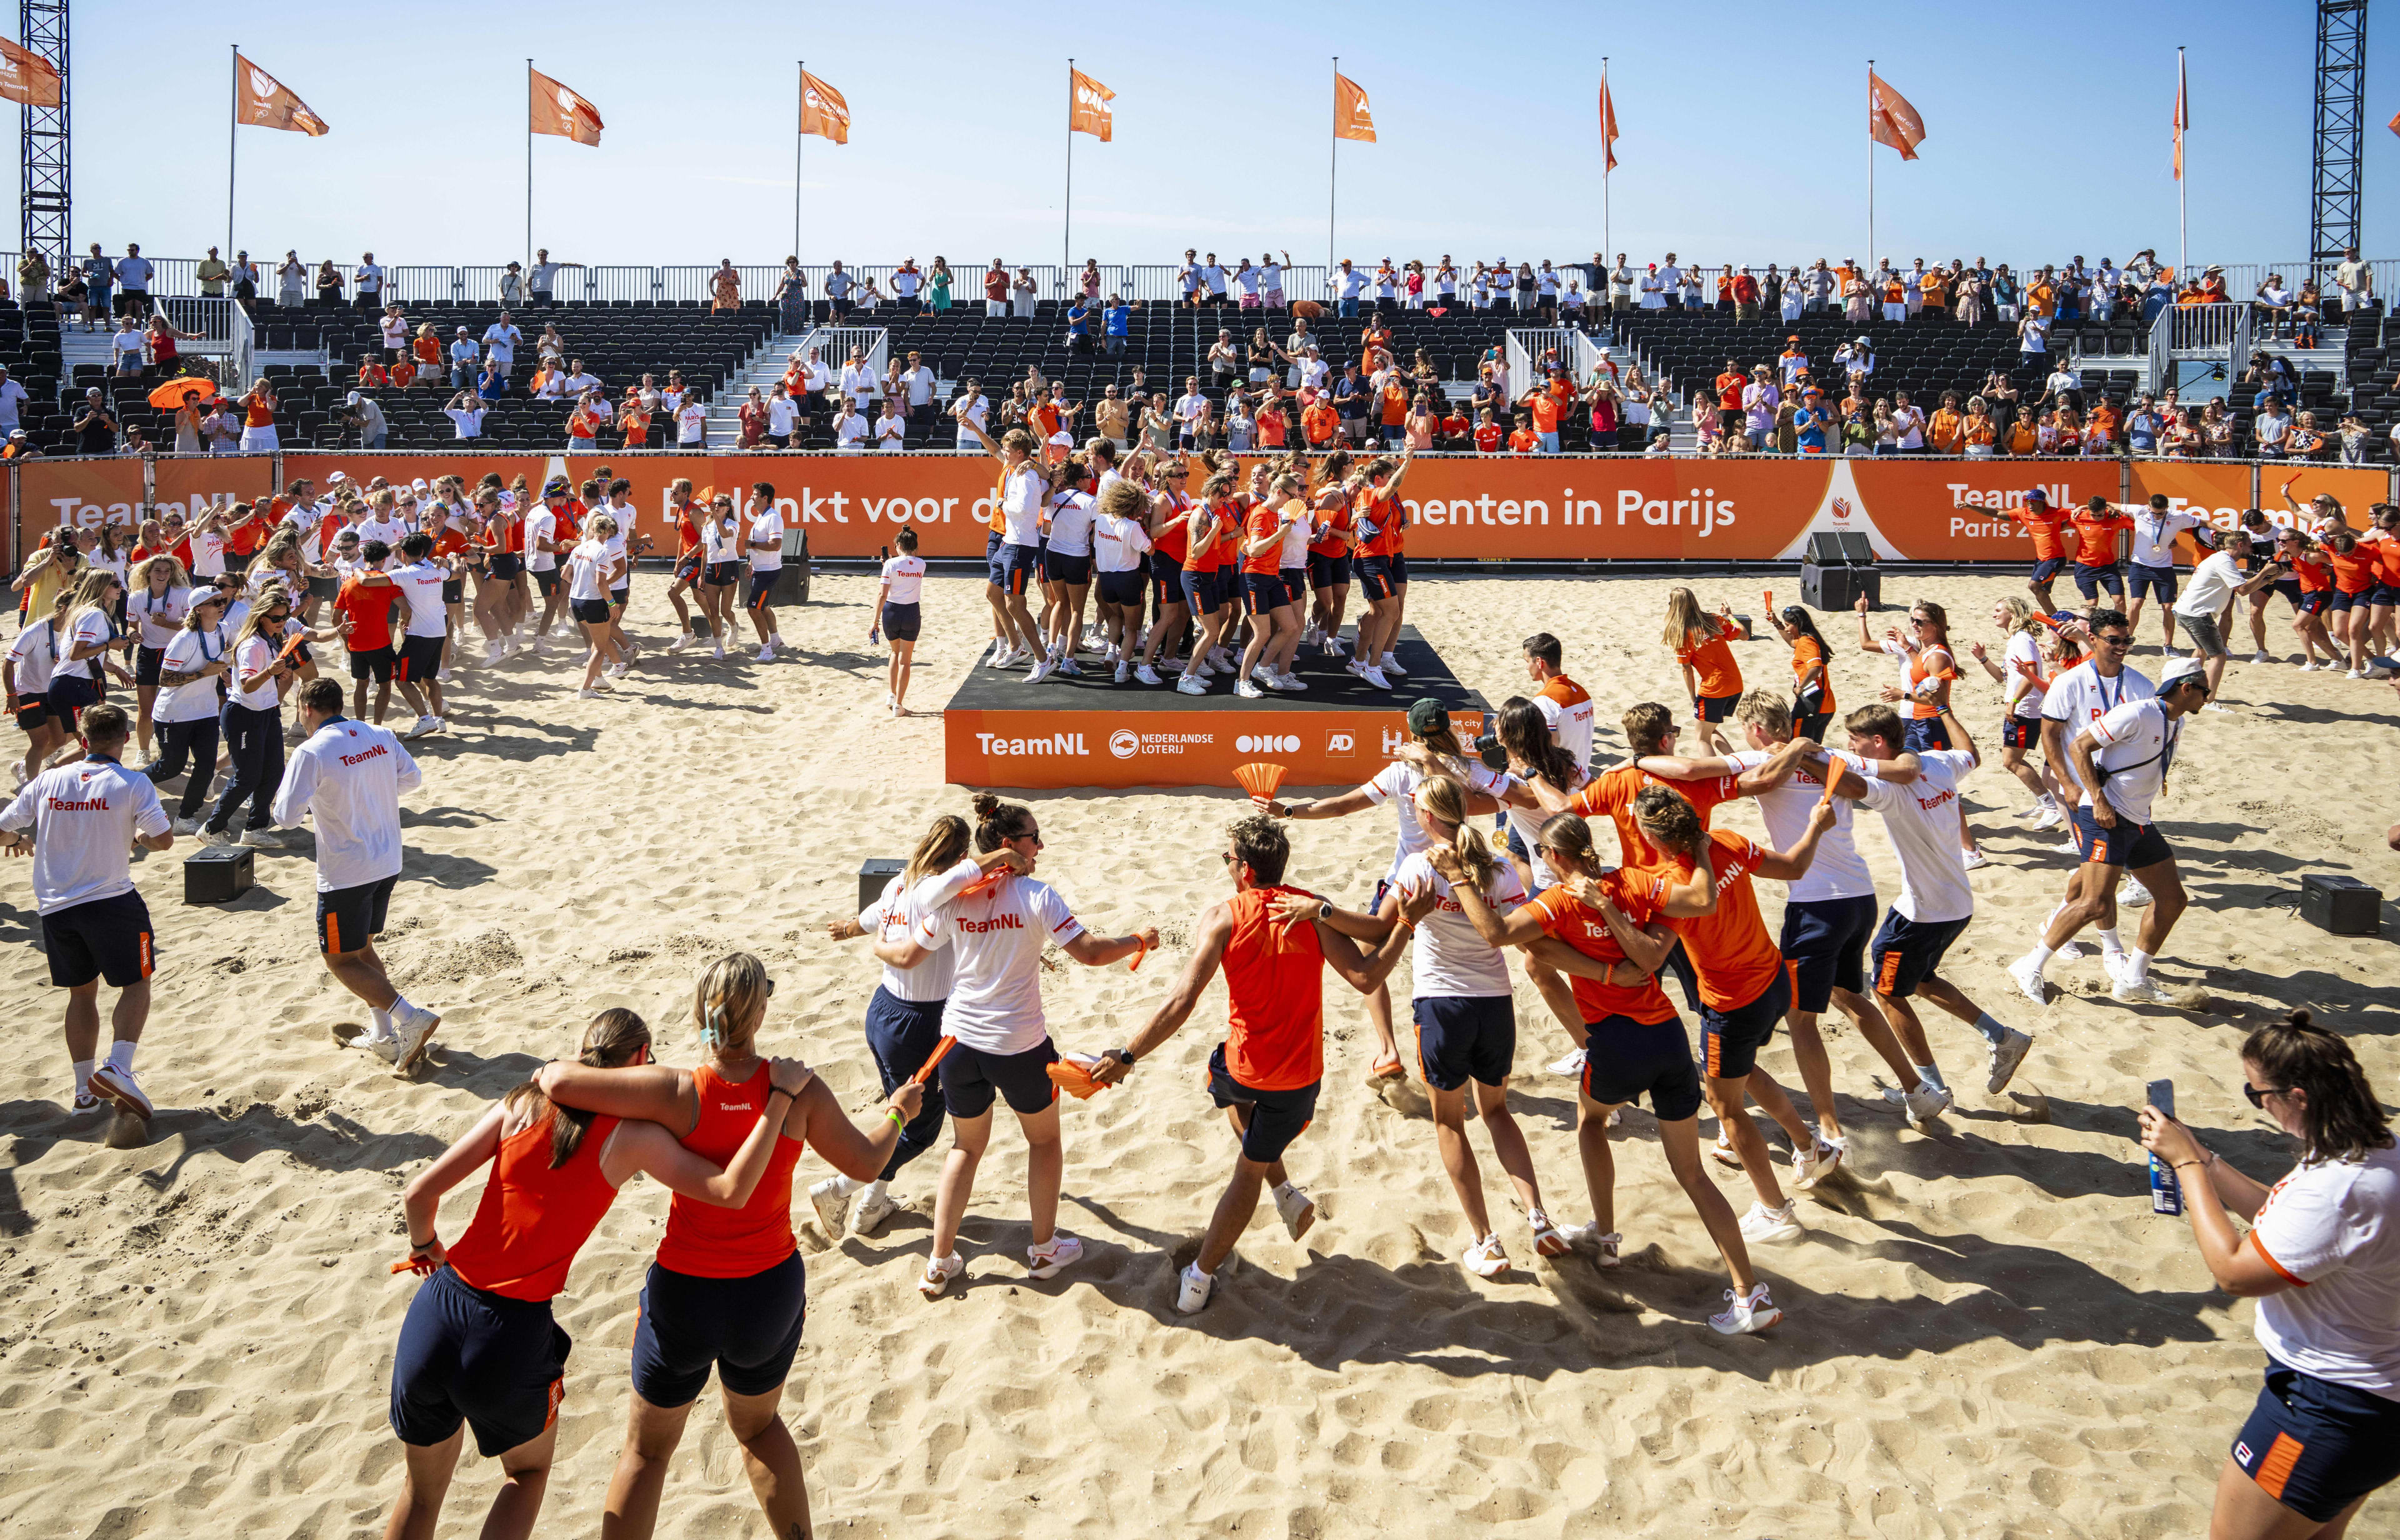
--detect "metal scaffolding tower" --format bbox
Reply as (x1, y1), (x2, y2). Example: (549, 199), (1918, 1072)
(18, 0), (66, 272)
(2309, 0), (2368, 274)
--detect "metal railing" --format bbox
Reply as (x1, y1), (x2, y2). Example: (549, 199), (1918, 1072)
(797, 326), (889, 398)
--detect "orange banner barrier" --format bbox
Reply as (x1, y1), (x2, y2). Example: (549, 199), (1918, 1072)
(19, 457), (146, 538)
(151, 454), (275, 522)
(945, 704), (1489, 790)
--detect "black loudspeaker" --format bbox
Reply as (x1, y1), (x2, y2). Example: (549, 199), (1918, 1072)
(774, 529), (811, 604)
(859, 858), (905, 917)
(1804, 531), (1876, 566)
(184, 845), (254, 904)
(2299, 873), (2380, 937)
(1803, 562), (1880, 612)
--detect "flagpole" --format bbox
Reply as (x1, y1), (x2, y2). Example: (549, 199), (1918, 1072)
(1600, 58), (1610, 262)
(1328, 57), (1338, 290)
(1062, 59), (1074, 305)
(2176, 46), (2186, 282)
(227, 44), (238, 264)
(1866, 59), (1876, 276)
(794, 62), (804, 264)
(525, 59), (534, 296)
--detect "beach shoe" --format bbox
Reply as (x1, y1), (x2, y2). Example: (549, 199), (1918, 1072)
(1369, 1051), (1404, 1080)
(1234, 678), (1264, 699)
(87, 1063), (152, 1121)
(1739, 1201), (1802, 1243)
(1026, 1232), (1084, 1279)
(1962, 849), (1991, 871)
(1274, 1182), (1316, 1241)
(1711, 1129), (1744, 1169)
(2112, 976), (2179, 1006)
(1792, 1137), (1846, 1189)
(1174, 674), (1208, 696)
(1879, 1079), (1952, 1129)
(1175, 1261), (1215, 1314)
(1462, 1232), (1511, 1278)
(1711, 1282), (1784, 1335)
(238, 826), (284, 848)
(1380, 652), (1408, 677)
(1986, 1028), (2034, 1093)
(1112, 662), (1131, 684)
(2119, 874), (2154, 908)
(390, 1002), (441, 1072)
(2006, 952), (2049, 1005)
(809, 1176), (852, 1239)
(852, 1186), (901, 1236)
(1134, 664), (1162, 686)
(1362, 666), (1392, 689)
(1529, 1209), (1570, 1258)
(918, 1252), (964, 1299)
(1054, 657), (1083, 677)
(362, 1031), (405, 1067)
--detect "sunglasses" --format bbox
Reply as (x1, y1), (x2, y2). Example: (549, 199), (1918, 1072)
(2095, 633), (2134, 648)
(2242, 1082), (2289, 1109)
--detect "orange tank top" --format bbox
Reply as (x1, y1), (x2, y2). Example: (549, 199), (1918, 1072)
(1151, 491), (1191, 564)
(654, 1062), (801, 1279)
(1221, 886), (1326, 1091)
(442, 1106), (622, 1302)
(1181, 502), (1222, 572)
(1908, 646), (1952, 720)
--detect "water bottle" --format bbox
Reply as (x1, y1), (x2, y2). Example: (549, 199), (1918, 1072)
(2146, 1078), (2182, 1216)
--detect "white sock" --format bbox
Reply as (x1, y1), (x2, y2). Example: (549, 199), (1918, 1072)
(2026, 942), (2055, 971)
(369, 1006), (394, 1041)
(1185, 1259), (1213, 1281)
(73, 1058), (94, 1099)
(391, 993), (416, 1019)
(829, 1174), (862, 1198)
(2127, 948), (2154, 984)
(106, 1040), (137, 1074)
(1973, 1012), (2010, 1047)
(2098, 928), (2125, 957)
(862, 1178), (888, 1202)
(1914, 1063), (1949, 1092)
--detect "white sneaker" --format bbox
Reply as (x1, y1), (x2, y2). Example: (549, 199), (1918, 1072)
(389, 1002), (441, 1072)
(1380, 652), (1408, 676)
(436, 668), (452, 684)
(170, 817), (199, 836)
(1880, 1079), (1954, 1129)
(986, 643), (1012, 669)
(1711, 1282), (1784, 1335)
(1135, 664), (1162, 686)
(2055, 939), (2088, 963)
(1986, 1028), (2034, 1092)
(2006, 953), (2049, 1006)
(195, 826), (234, 846)
(86, 1063), (153, 1121)
(756, 643), (776, 662)
(712, 642), (728, 660)
(2345, 668), (2365, 679)
(1175, 1261), (1216, 1314)
(669, 634), (691, 655)
(1274, 1182), (1317, 1241)
(1026, 1232), (1084, 1279)
(852, 1186), (900, 1236)
(1054, 658), (1083, 678)
(1962, 849), (1991, 871)
(808, 1176), (852, 1239)
(2112, 976), (2179, 1006)
(2101, 948), (2131, 986)
(420, 716), (446, 737)
(1234, 678), (1264, 699)
(1549, 1048), (1587, 1077)
(1192, 659), (1214, 679)
(1461, 1232), (1511, 1278)
(577, 687), (604, 700)
(2250, 650), (2274, 664)
(1362, 666), (1392, 689)
(2119, 874), (2154, 908)
(1209, 648), (1236, 671)
(238, 827), (283, 848)
(1739, 1201), (1803, 1243)
(1344, 658), (1365, 677)
(2031, 802), (2064, 830)
(1174, 674), (1208, 696)
(361, 1031), (404, 1066)
(1711, 1131), (1744, 1170)
(1112, 661), (1131, 684)
(918, 1252), (964, 1298)
(1024, 658), (1052, 684)
(1561, 1224), (1621, 1266)
(1322, 636), (1347, 658)
(2299, 661), (2322, 672)
(1792, 1138), (1846, 1189)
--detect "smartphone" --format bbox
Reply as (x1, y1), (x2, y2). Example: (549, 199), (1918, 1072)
(2147, 1078), (2182, 1216)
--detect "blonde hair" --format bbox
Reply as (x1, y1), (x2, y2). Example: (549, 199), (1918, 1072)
(1414, 776), (1499, 896)
(1996, 595), (2040, 634)
(62, 569), (121, 639)
(586, 513), (619, 538)
(1661, 586), (1722, 649)
(903, 814), (973, 889)
(132, 553), (190, 592)
(690, 953), (771, 1058)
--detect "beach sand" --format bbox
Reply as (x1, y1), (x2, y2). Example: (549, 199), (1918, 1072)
(2, 568), (2394, 1539)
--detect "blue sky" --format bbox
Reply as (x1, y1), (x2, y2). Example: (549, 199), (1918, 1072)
(46, 1), (2400, 271)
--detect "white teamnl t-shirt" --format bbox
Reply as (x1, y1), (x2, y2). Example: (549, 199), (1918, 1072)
(859, 870), (954, 1002)
(1359, 758), (1513, 884)
(879, 554), (925, 605)
(156, 626), (229, 724)
(1091, 508), (1152, 574)
(2128, 508), (2204, 569)
(997, 468), (1044, 549)
(2039, 660), (2156, 739)
(229, 632), (284, 711)
(128, 586), (191, 650)
(1854, 749), (1979, 924)
(0, 758), (170, 914)
(2004, 630), (2048, 719)
(7, 615), (59, 699)
(747, 504), (785, 573)
(1392, 849), (1526, 999)
(2248, 1146), (2400, 1398)
(566, 539), (610, 604)
(921, 866), (1086, 1054)
(2174, 550), (2248, 619)
(390, 560), (452, 639)
(1534, 681), (1598, 775)
(2079, 696), (2179, 827)
(522, 509), (558, 572)
(1728, 748), (1878, 905)
(1046, 490), (1095, 559)
(271, 716), (422, 892)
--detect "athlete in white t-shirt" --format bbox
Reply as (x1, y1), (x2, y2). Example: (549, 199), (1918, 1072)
(1822, 702), (2032, 1129)
(1089, 479), (1154, 682)
(742, 487), (784, 662)
(2011, 657), (2212, 1008)
(269, 677), (436, 1069)
(908, 794), (1157, 1297)
(872, 529), (927, 716)
(2039, 614), (2159, 963)
(1041, 476), (1098, 674)
(1968, 602), (2068, 828)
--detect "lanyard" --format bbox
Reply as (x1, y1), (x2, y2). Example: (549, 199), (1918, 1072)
(2094, 668), (2124, 715)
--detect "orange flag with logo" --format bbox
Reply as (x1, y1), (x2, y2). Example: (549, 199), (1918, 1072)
(1070, 68), (1114, 141)
(801, 69), (849, 144)
(1334, 72), (1376, 143)
(234, 53), (328, 135)
(1596, 73), (1620, 172)
(529, 68), (603, 146)
(1868, 69), (1924, 160)
(0, 36), (59, 108)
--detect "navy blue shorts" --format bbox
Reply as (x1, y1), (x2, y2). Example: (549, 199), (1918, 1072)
(41, 889), (154, 989)
(1872, 909), (1970, 998)
(1694, 692), (1739, 724)
(2298, 589), (2329, 616)
(1701, 966), (1788, 1080)
(390, 1265), (568, 1456)
(1218, 563), (1240, 608)
(1903, 716), (1951, 752)
(2071, 802), (2172, 871)
(2072, 562), (2125, 600)
(1355, 554), (1395, 601)
(748, 571), (778, 609)
(316, 873), (397, 956)
(1280, 568), (1308, 607)
(629, 1251), (806, 1408)
(1046, 550), (1092, 586)
(2128, 561), (2178, 603)
(881, 601), (921, 642)
(44, 673), (100, 731)
(1796, 710), (1832, 742)
(1779, 893), (1876, 1014)
(2269, 577), (2304, 609)
(2367, 583), (2398, 608)
(1308, 551), (1352, 590)
(2232, 1358), (2400, 1523)
(991, 541), (1039, 596)
(2329, 588), (2362, 612)
(2001, 717), (2040, 749)
(939, 1037), (1059, 1119)
(1581, 1011), (1702, 1121)
(1412, 994), (1516, 1091)
(862, 986), (946, 1179)
(2031, 556), (2066, 584)
(1097, 569), (1145, 606)
(1148, 549), (1182, 589)
(1244, 571), (1292, 611)
(1206, 1042), (1319, 1163)
(1178, 566), (1221, 614)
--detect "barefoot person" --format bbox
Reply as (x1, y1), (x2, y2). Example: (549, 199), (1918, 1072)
(384, 1012), (812, 1540)
(2009, 656), (2212, 1008)
(2137, 1011), (2400, 1540)
(1086, 813), (1418, 1312)
(0, 702), (172, 1122)
(1441, 809), (1785, 1334)
(912, 794), (1158, 1297)
(532, 954), (926, 1540)
(271, 678), (441, 1071)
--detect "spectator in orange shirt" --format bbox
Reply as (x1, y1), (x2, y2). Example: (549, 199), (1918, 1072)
(389, 357), (418, 389)
(1301, 398), (1338, 448)
(1928, 391), (1965, 453)
(356, 358), (388, 389)
(1378, 377), (1411, 448)
(1474, 408), (1504, 454)
(1506, 414), (1539, 455)
(1526, 391), (1562, 452)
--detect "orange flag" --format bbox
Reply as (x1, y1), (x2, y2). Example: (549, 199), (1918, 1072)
(234, 54), (328, 136)
(2389, 106), (2398, 138)
(1868, 69), (1925, 161)
(0, 36), (59, 108)
(529, 68), (603, 146)
(1596, 72), (1620, 173)
(2172, 52), (2188, 179)
(801, 69), (849, 144)
(1070, 68), (1114, 141)
(1334, 72), (1376, 143)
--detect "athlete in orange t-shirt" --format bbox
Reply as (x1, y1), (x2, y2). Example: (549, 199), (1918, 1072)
(1956, 487), (2071, 612)
(1349, 449), (1415, 685)
(1091, 819), (1418, 1312)
(1664, 588), (1743, 755)
(2066, 496), (2136, 606)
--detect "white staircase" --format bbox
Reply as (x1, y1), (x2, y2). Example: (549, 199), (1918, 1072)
(705, 331), (806, 448)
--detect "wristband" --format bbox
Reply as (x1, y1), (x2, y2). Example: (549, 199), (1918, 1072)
(410, 1232), (435, 1250)
(886, 1107), (906, 1129)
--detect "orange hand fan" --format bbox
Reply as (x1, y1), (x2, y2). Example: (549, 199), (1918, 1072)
(276, 632), (312, 664)
(1046, 1054), (1111, 1100)
(1234, 762), (1288, 804)
(1762, 588), (1774, 612)
(390, 1256), (436, 1276)
(910, 1036), (956, 1087)
(956, 868), (1009, 900)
